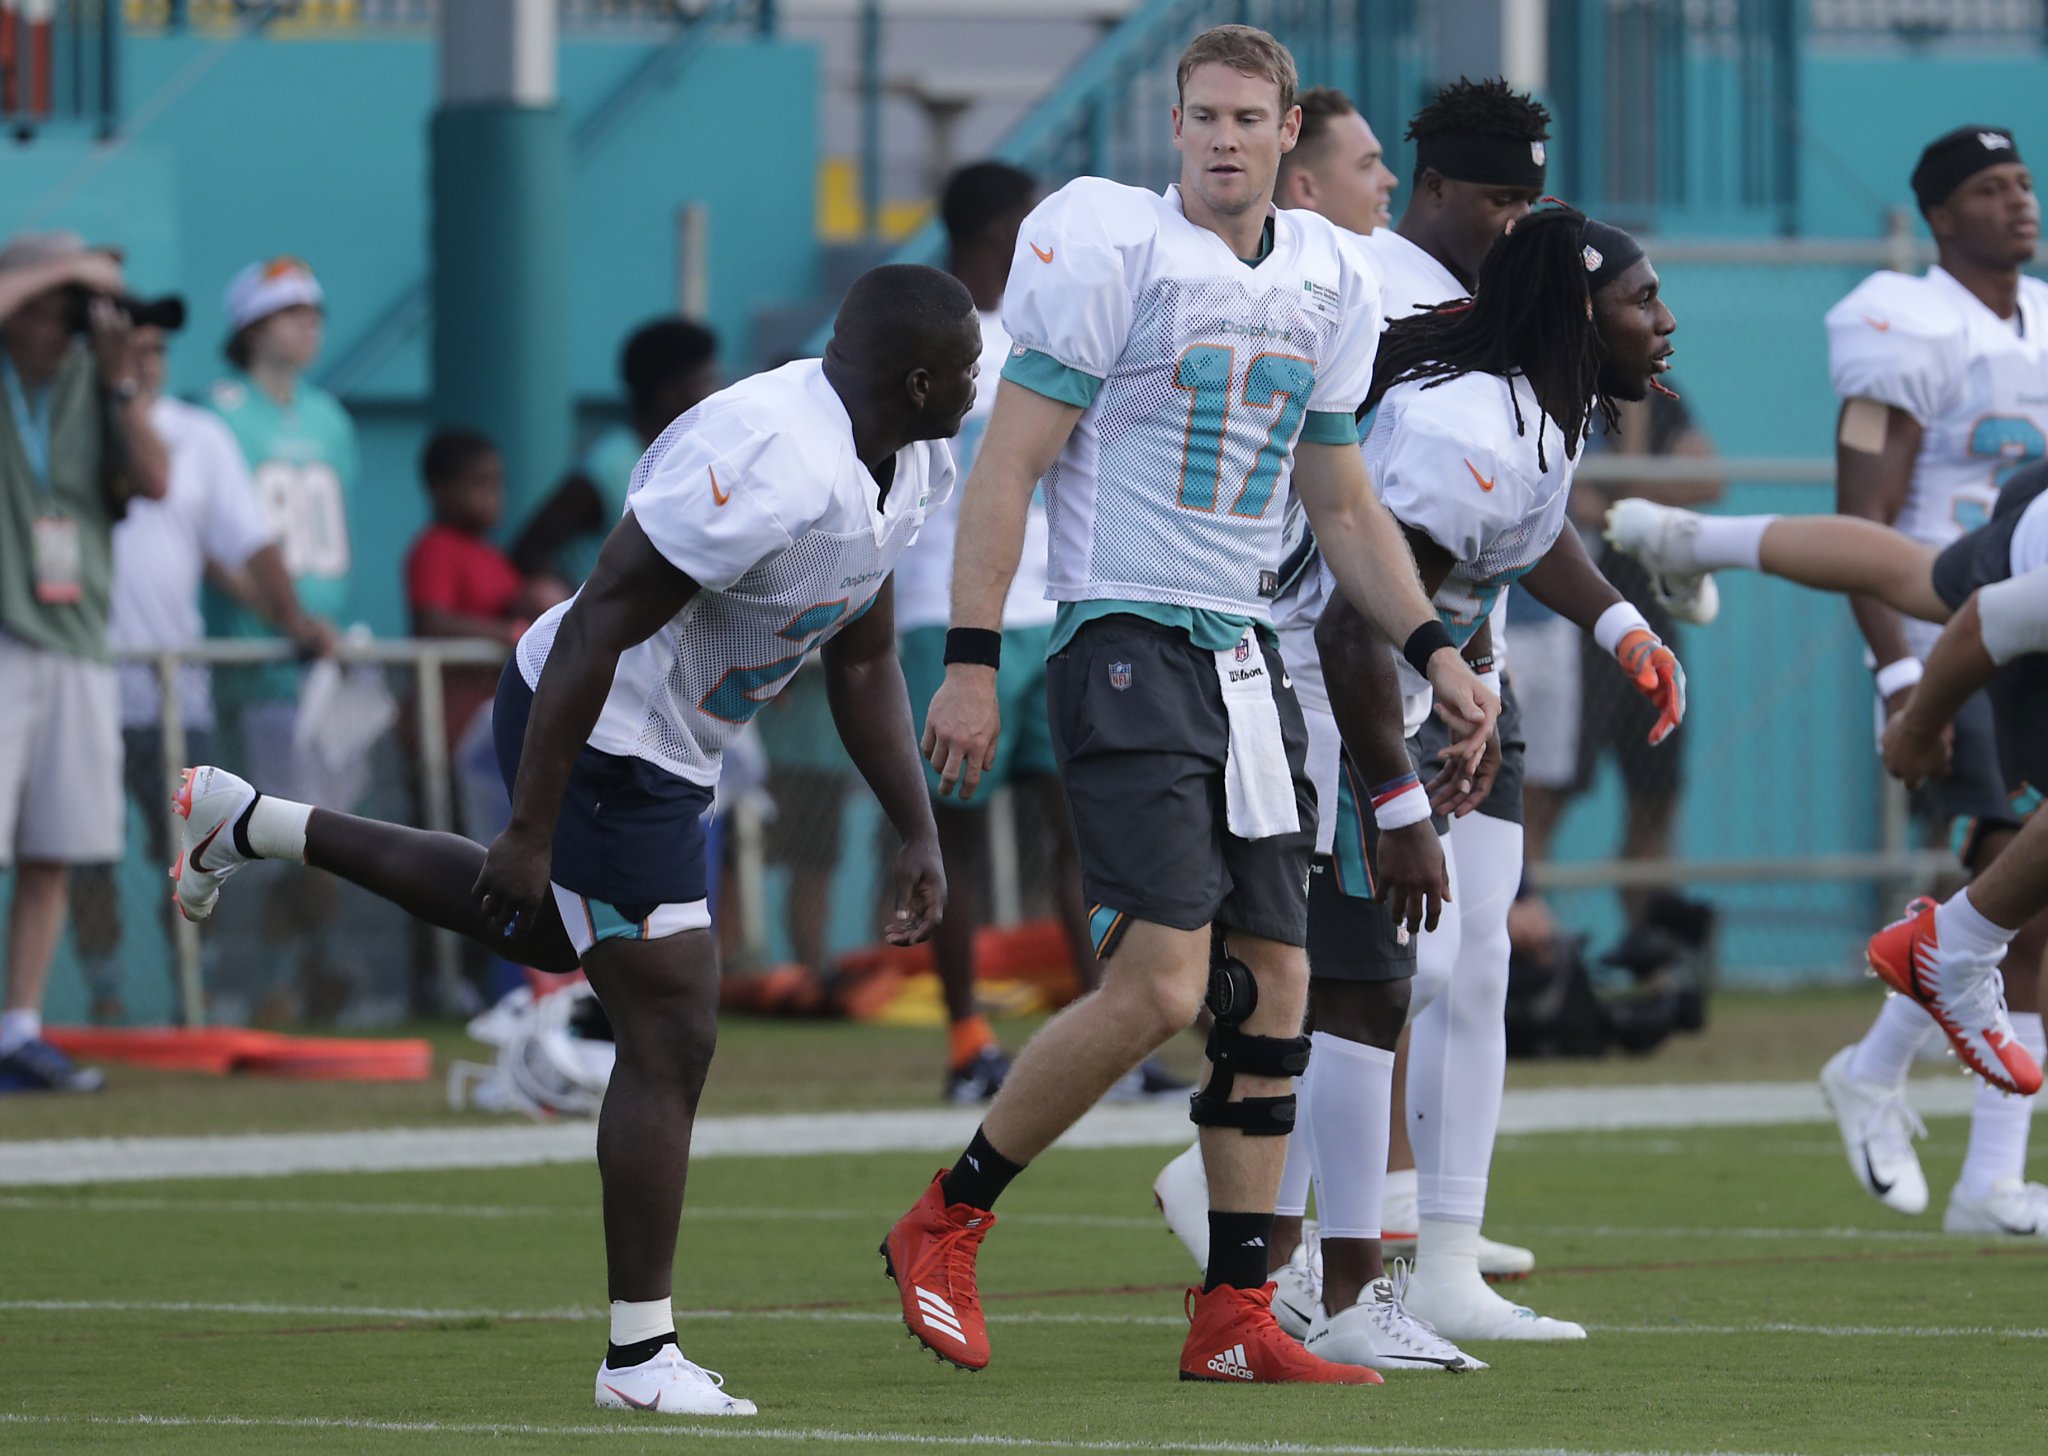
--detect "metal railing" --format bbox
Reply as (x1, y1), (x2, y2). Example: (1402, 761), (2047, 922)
(118, 635), (506, 1026)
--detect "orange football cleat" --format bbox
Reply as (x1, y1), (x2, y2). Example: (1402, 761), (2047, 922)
(881, 1171), (994, 1371)
(1868, 899), (2042, 1096)
(1178, 1282), (1383, 1385)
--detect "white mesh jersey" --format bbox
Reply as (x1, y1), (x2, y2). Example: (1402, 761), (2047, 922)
(1828, 267), (2048, 541)
(515, 360), (954, 787)
(893, 309), (1055, 632)
(1366, 371), (1577, 733)
(1005, 177), (1383, 618)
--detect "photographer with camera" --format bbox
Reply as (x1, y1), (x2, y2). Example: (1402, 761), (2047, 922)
(70, 296), (339, 1024)
(0, 230), (169, 1093)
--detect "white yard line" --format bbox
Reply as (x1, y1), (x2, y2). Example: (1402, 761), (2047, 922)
(0, 1412), (1895, 1455)
(7, 1298), (2044, 1340)
(0, 1077), (1982, 1188)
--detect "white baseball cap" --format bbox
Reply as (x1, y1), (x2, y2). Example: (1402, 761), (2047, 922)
(225, 256), (323, 330)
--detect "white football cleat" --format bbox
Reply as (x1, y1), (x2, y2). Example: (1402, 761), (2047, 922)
(1152, 1141), (1209, 1269)
(1603, 499), (1721, 624)
(1305, 1271), (1486, 1372)
(1269, 1239), (1322, 1342)
(1943, 1178), (2048, 1239)
(596, 1345), (757, 1416)
(1818, 1045), (1929, 1215)
(1402, 1269), (1587, 1342)
(170, 766), (259, 923)
(1382, 1176), (1534, 1282)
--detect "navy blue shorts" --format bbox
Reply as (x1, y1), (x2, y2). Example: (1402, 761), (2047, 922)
(492, 661), (714, 940)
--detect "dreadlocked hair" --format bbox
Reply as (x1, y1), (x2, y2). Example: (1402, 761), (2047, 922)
(1363, 207), (1616, 472)
(1405, 75), (1551, 145)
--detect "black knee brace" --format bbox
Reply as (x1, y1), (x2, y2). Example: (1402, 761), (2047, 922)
(1189, 954), (1311, 1136)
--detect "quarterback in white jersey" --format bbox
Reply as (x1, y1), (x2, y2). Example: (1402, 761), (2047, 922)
(889, 26), (1493, 1389)
(171, 264), (983, 1418)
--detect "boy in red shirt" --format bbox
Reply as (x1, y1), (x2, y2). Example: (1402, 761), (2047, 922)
(405, 429), (561, 837)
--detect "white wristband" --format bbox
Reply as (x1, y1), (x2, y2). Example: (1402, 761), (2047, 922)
(1371, 776), (1431, 832)
(1593, 602), (1652, 656)
(1478, 668), (1502, 700)
(1874, 657), (1924, 699)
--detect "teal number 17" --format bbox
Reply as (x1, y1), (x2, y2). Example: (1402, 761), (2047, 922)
(1172, 344), (1316, 518)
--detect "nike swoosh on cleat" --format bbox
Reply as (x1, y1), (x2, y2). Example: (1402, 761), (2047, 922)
(1863, 1148), (1894, 1197)
(603, 1383), (661, 1411)
(188, 820), (228, 875)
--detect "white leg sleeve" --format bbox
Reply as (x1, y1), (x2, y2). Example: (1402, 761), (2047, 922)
(1276, 1077), (1313, 1218)
(1305, 1032), (1396, 1240)
(1409, 811), (1520, 1227)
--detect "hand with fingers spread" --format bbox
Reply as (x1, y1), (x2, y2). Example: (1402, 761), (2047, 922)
(1881, 704), (1953, 789)
(886, 835), (948, 946)
(1377, 820), (1450, 937)
(1613, 626), (1687, 745)
(921, 665), (1002, 801)
(1425, 649), (1500, 774)
(1429, 724), (1501, 818)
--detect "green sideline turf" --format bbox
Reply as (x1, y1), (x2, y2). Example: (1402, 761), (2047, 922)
(3, 1118), (2044, 1454)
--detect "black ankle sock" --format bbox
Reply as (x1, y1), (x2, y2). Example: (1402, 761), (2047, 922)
(232, 793), (262, 859)
(606, 1331), (677, 1369)
(1204, 1211), (1276, 1292)
(939, 1125), (1025, 1211)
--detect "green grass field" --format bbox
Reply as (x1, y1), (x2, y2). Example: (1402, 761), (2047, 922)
(3, 993), (2044, 1454)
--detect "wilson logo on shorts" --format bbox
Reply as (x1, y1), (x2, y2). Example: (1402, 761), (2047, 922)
(1108, 661), (1133, 690)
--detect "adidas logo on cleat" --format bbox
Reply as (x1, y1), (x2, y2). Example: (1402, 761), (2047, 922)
(1205, 1343), (1255, 1381)
(914, 1286), (967, 1345)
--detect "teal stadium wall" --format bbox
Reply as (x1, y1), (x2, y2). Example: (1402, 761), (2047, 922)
(2, 28), (821, 640)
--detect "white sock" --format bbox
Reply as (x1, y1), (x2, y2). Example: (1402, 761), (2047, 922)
(1847, 994), (1937, 1089)
(1275, 1075), (1312, 1218)
(247, 795), (312, 863)
(1688, 514), (1775, 572)
(1381, 1165), (1418, 1231)
(1960, 1012), (2044, 1200)
(609, 1297), (675, 1352)
(1413, 1215), (1481, 1284)
(1935, 887), (2016, 961)
(1304, 1033), (1394, 1239)
(0, 1008), (42, 1056)
(1410, 813), (1516, 1226)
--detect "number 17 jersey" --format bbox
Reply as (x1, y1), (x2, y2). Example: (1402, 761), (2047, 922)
(1001, 178), (1383, 621)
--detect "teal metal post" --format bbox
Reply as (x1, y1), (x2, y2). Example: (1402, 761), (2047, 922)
(430, 0), (571, 529)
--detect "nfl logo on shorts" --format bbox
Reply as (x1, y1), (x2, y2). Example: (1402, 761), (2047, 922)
(1234, 638), (1252, 664)
(1108, 661), (1133, 691)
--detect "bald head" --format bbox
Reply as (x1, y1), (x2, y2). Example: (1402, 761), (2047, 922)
(825, 264), (982, 443)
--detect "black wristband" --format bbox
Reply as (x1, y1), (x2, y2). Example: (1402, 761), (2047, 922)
(1465, 652), (1496, 675)
(1402, 620), (1455, 677)
(943, 627), (1002, 669)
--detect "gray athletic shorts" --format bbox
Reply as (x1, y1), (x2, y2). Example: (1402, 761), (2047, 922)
(0, 635), (123, 867)
(1049, 614), (1316, 951)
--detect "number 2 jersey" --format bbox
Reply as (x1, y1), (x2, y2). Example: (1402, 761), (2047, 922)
(1000, 177), (1383, 623)
(514, 359), (955, 787)
(1827, 265), (2048, 655)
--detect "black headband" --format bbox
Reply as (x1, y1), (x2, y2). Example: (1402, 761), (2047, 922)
(1578, 218), (1646, 294)
(1414, 131), (1547, 190)
(1912, 125), (2023, 214)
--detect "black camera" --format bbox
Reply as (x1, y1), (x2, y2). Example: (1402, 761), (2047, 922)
(64, 286), (186, 335)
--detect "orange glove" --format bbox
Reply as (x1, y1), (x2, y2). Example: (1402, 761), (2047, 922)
(1614, 627), (1687, 746)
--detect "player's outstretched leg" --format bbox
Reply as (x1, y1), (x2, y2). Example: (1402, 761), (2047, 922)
(584, 931), (755, 1416)
(172, 765), (582, 972)
(1604, 500), (1949, 625)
